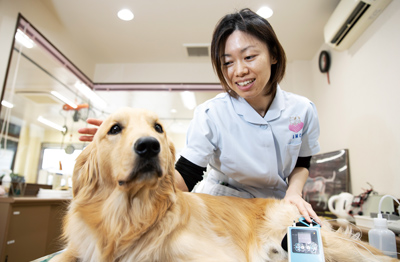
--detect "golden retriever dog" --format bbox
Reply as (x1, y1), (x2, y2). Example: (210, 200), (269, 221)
(52, 108), (398, 262)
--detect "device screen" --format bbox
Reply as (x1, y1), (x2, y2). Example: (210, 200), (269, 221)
(291, 228), (320, 254)
(298, 232), (312, 244)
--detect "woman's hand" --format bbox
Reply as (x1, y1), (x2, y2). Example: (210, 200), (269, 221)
(285, 167), (322, 225)
(78, 118), (103, 142)
(284, 190), (321, 225)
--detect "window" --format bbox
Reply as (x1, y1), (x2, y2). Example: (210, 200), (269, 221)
(38, 143), (84, 187)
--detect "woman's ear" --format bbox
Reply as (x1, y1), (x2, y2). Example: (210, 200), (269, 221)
(271, 56), (278, 65)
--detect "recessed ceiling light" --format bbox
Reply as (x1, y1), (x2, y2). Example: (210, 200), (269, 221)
(257, 6), (273, 19)
(118, 9), (134, 21)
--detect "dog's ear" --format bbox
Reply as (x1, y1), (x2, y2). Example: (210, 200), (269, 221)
(72, 142), (100, 197)
(169, 138), (176, 163)
(167, 138), (176, 174)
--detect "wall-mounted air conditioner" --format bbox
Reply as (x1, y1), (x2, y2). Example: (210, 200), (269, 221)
(324, 0), (392, 51)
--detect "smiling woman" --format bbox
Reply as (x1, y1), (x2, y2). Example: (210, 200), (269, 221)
(172, 8), (322, 225)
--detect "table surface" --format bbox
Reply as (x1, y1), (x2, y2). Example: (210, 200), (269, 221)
(0, 196), (71, 203)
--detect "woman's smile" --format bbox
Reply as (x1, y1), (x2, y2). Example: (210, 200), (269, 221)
(236, 78), (255, 91)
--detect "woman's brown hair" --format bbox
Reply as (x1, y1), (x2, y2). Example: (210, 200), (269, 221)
(211, 8), (286, 98)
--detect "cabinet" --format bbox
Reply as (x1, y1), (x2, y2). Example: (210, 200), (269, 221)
(0, 197), (70, 262)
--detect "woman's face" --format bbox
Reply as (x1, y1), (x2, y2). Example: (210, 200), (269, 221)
(221, 30), (276, 100)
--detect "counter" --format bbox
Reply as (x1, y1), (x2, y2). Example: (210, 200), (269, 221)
(0, 197), (70, 262)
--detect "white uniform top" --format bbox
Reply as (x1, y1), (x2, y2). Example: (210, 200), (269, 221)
(180, 85), (320, 199)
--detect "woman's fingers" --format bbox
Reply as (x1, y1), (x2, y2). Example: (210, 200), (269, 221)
(299, 201), (321, 225)
(78, 127), (98, 135)
(86, 118), (103, 126)
(307, 205), (322, 224)
(296, 202), (312, 223)
(78, 135), (94, 142)
(78, 128), (97, 142)
(285, 195), (321, 225)
(77, 118), (103, 142)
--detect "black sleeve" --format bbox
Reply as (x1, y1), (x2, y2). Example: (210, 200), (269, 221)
(175, 156), (206, 191)
(295, 156), (312, 170)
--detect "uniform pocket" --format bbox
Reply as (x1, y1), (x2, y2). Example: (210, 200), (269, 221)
(283, 142), (302, 178)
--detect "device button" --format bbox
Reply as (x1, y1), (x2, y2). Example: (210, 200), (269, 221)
(310, 242), (318, 254)
(294, 243), (301, 252)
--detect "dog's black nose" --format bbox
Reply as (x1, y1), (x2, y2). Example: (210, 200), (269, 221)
(134, 137), (160, 158)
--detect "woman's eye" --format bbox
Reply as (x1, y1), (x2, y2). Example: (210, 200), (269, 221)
(108, 124), (122, 135)
(245, 55), (255, 60)
(223, 61), (232, 66)
(154, 123), (163, 133)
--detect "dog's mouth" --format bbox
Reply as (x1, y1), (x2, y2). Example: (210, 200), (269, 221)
(133, 158), (163, 178)
(118, 156), (163, 186)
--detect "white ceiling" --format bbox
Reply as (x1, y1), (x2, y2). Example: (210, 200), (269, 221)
(42, 0), (340, 65)
(2, 0), (341, 137)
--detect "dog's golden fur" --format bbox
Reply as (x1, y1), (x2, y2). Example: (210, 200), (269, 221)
(52, 108), (398, 262)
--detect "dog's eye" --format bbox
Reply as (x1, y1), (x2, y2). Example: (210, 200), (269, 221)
(154, 123), (163, 133)
(108, 124), (122, 135)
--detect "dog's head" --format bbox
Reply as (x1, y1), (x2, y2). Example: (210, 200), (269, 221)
(73, 108), (176, 197)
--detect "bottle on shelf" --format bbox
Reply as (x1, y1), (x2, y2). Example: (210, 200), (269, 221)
(368, 195), (399, 258)
(1, 169), (12, 197)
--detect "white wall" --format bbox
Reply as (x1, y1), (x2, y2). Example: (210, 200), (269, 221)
(281, 60), (313, 98)
(307, 0), (400, 198)
(94, 62), (218, 83)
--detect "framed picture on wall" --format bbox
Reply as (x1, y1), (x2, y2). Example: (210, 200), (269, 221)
(302, 149), (350, 217)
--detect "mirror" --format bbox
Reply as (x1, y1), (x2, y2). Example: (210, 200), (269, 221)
(0, 15), (222, 185)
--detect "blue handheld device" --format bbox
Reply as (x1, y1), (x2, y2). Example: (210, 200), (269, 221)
(287, 218), (325, 262)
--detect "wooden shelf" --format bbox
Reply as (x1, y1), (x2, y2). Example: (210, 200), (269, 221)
(0, 197), (70, 262)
